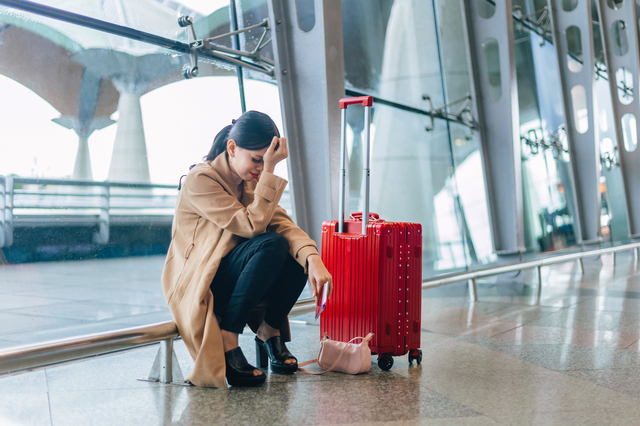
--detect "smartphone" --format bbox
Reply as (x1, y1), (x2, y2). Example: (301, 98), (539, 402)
(314, 284), (329, 321)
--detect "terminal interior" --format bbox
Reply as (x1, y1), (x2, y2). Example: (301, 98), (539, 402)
(3, 0), (640, 424)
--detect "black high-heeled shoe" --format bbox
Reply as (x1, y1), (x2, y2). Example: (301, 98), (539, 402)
(225, 347), (266, 387)
(255, 336), (298, 374)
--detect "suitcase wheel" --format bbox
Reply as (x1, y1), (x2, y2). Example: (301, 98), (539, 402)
(377, 354), (394, 371)
(408, 349), (422, 365)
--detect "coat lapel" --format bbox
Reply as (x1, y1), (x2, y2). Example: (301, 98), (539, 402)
(209, 153), (240, 200)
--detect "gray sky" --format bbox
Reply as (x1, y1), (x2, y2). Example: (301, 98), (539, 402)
(0, 75), (287, 184)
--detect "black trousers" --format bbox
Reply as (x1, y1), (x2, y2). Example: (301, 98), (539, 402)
(210, 232), (308, 334)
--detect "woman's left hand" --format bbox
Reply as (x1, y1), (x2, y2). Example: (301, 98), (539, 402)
(307, 255), (333, 305)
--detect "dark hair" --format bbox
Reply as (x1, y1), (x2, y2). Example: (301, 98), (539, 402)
(205, 110), (280, 161)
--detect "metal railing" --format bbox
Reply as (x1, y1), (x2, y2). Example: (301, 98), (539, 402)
(1, 240), (638, 381)
(0, 299), (315, 381)
(0, 176), (178, 248)
(423, 241), (640, 302)
(0, 176), (293, 249)
(0, 321), (181, 381)
(290, 242), (640, 314)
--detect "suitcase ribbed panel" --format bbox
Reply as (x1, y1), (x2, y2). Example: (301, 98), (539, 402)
(405, 224), (422, 351)
(321, 219), (421, 358)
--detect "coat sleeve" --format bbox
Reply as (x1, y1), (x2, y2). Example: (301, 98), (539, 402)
(267, 206), (319, 273)
(182, 170), (287, 239)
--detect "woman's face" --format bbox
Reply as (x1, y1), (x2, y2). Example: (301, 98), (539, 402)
(228, 140), (269, 182)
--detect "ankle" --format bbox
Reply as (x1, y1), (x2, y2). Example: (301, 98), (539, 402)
(256, 322), (281, 341)
(221, 330), (239, 352)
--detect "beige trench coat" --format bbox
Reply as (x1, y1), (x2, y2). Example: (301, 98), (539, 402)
(161, 153), (319, 388)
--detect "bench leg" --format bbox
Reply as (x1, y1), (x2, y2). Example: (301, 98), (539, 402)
(536, 266), (543, 304)
(468, 278), (478, 302)
(139, 338), (186, 385)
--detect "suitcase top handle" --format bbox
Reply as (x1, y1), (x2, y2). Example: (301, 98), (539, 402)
(338, 96), (373, 235)
(350, 212), (380, 221)
(339, 96), (373, 109)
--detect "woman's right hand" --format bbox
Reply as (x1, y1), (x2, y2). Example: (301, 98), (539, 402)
(263, 137), (288, 174)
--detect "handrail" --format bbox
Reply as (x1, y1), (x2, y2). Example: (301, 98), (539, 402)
(291, 241), (640, 309)
(0, 321), (178, 376)
(423, 241), (640, 301)
(0, 302), (315, 376)
(12, 177), (176, 189)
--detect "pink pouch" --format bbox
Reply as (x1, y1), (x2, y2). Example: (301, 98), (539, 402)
(299, 332), (374, 375)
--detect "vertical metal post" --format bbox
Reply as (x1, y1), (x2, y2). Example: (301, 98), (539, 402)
(3, 176), (13, 248)
(160, 338), (173, 383)
(268, 0), (345, 244)
(139, 338), (185, 384)
(460, 0), (524, 255)
(613, 251), (617, 268)
(94, 185), (110, 244)
(547, 0), (601, 244)
(338, 108), (347, 233)
(468, 277), (478, 302)
(362, 105), (371, 235)
(229, 0), (247, 113)
(579, 257), (585, 274)
(536, 265), (543, 300)
(636, 247), (640, 264)
(595, 0), (640, 238)
(0, 176), (5, 248)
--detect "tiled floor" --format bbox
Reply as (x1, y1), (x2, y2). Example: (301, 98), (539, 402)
(0, 257), (173, 347)
(0, 256), (312, 347)
(4, 251), (640, 424)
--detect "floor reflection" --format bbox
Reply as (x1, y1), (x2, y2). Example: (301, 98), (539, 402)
(0, 256), (171, 349)
(2, 253), (640, 423)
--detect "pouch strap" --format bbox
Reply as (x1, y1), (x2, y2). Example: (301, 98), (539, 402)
(298, 333), (374, 375)
(297, 358), (320, 374)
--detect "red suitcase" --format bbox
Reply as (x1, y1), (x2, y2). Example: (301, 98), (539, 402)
(319, 96), (423, 370)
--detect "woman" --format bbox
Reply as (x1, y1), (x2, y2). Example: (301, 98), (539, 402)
(162, 110), (333, 388)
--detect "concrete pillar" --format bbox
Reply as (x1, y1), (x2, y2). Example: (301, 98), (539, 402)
(547, 0), (601, 244)
(52, 115), (114, 181)
(268, 0), (345, 243)
(108, 81), (150, 183)
(73, 133), (92, 180)
(462, 0), (525, 255)
(595, 0), (640, 239)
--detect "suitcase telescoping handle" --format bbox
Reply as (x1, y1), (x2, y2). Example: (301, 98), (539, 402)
(338, 96), (373, 235)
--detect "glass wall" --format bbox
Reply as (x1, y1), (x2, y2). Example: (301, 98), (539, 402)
(435, 0), (495, 266)
(511, 1), (580, 253)
(0, 0), (286, 349)
(342, 0), (494, 275)
(591, 5), (632, 244)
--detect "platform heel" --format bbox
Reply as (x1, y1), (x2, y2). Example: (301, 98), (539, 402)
(224, 347), (265, 387)
(255, 336), (298, 374)
(256, 339), (269, 368)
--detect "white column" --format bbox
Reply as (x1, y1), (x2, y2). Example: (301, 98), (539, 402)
(108, 89), (150, 183)
(73, 134), (93, 181)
